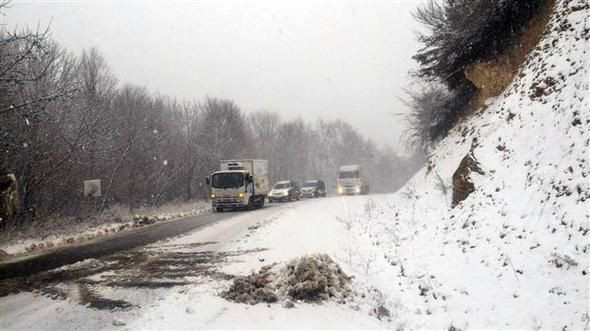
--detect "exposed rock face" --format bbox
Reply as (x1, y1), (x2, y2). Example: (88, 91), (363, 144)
(452, 146), (484, 208)
(465, 60), (516, 98)
(464, 0), (555, 107)
(0, 173), (20, 227)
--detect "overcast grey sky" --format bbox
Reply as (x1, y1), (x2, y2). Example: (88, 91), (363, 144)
(6, 0), (424, 152)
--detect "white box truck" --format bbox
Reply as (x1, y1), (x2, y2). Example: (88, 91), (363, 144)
(336, 164), (370, 195)
(206, 159), (270, 212)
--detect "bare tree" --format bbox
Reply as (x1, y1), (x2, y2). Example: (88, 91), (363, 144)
(249, 111), (281, 180)
(100, 85), (147, 212)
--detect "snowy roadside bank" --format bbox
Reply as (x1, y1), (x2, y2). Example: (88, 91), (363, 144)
(0, 201), (210, 258)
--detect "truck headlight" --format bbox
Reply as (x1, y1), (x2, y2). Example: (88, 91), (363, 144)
(337, 186), (343, 194)
(355, 186), (361, 193)
(238, 192), (245, 198)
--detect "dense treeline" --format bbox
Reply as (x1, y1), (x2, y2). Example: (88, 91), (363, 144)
(405, 0), (546, 150)
(0, 22), (422, 226)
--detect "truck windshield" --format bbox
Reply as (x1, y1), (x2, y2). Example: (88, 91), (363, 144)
(212, 173), (244, 189)
(339, 171), (359, 179)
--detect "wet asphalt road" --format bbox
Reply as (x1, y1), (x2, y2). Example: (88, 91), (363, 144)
(0, 206), (271, 280)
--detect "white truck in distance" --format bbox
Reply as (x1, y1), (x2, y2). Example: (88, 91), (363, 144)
(336, 164), (369, 195)
(207, 159), (270, 212)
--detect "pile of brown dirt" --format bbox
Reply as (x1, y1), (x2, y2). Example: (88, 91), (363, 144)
(221, 254), (351, 305)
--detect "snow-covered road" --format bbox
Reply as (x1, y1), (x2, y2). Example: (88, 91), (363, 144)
(0, 196), (389, 330)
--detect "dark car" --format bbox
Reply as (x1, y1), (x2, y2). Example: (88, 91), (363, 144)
(268, 180), (301, 203)
(301, 180), (327, 198)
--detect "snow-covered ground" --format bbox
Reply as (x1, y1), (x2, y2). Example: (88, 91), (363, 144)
(1, 0), (588, 329)
(1, 192), (586, 330)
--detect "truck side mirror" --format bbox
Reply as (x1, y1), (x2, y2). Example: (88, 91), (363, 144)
(245, 174), (252, 183)
(205, 177), (210, 185)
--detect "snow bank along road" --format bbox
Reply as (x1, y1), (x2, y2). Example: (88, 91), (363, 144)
(0, 204), (255, 280)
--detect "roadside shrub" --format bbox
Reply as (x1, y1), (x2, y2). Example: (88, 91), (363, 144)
(402, 84), (474, 151)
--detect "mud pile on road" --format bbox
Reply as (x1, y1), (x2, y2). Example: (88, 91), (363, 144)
(221, 254), (351, 305)
(220, 264), (278, 304)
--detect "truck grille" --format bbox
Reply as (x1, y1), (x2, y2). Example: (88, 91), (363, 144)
(216, 197), (240, 203)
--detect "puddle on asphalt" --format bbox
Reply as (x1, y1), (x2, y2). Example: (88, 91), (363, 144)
(0, 242), (266, 311)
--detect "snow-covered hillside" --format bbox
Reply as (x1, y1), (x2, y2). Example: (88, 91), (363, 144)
(344, 0), (589, 328)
